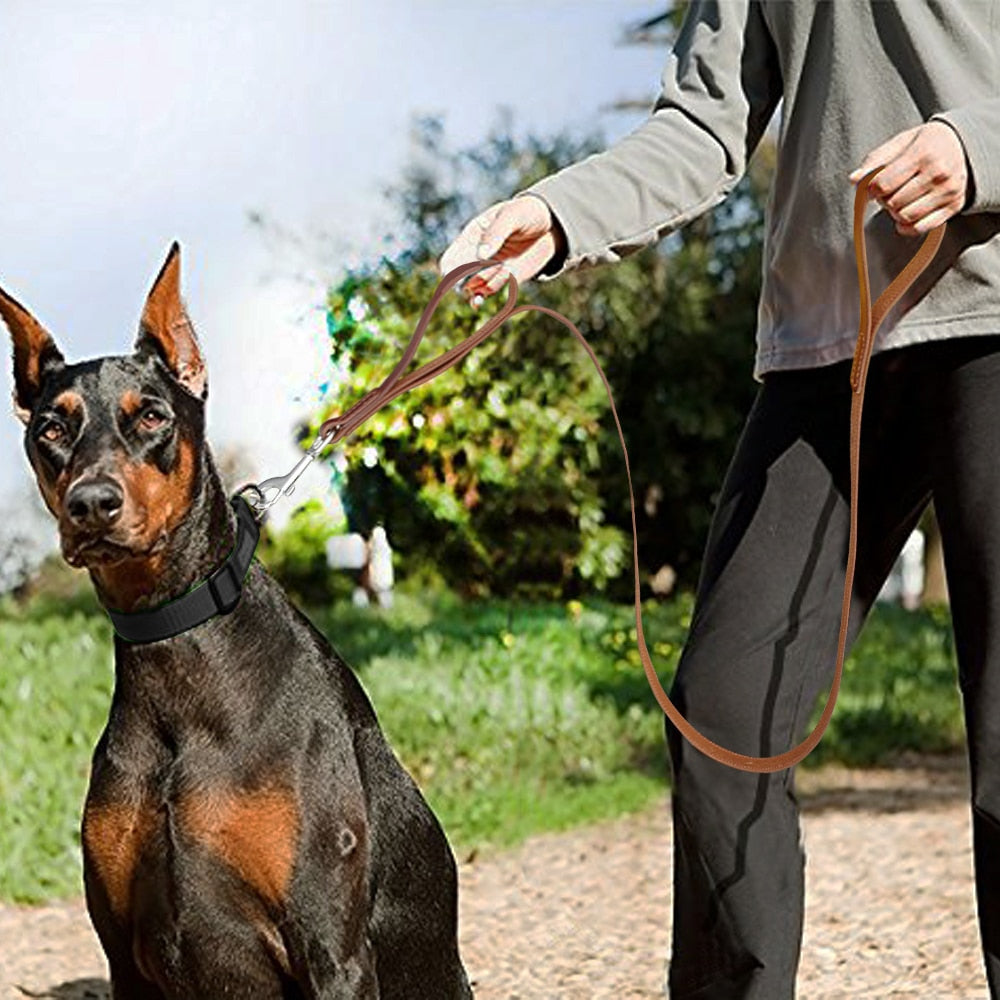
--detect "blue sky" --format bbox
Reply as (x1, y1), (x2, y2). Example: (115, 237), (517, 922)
(0, 1), (669, 550)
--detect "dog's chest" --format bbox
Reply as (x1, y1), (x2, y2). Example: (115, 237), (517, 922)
(82, 776), (301, 923)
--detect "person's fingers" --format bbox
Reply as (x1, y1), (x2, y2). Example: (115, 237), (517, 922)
(472, 261), (514, 302)
(438, 204), (505, 278)
(909, 204), (958, 233)
(870, 136), (964, 233)
(854, 122), (967, 221)
(880, 171), (935, 216)
(893, 196), (962, 236)
(465, 236), (559, 308)
(891, 186), (955, 227)
(439, 194), (555, 307)
(465, 261), (508, 298)
(849, 126), (920, 189)
(467, 238), (554, 294)
(475, 195), (549, 261)
(866, 156), (920, 204)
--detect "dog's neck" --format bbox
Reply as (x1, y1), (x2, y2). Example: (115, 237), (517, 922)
(88, 448), (236, 614)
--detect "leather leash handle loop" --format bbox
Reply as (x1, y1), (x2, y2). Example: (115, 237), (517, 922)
(317, 168), (945, 772)
(510, 168), (945, 772)
(851, 168), (947, 393)
(317, 259), (522, 445)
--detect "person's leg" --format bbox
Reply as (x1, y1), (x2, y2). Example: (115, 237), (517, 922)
(664, 350), (934, 999)
(925, 334), (1000, 999)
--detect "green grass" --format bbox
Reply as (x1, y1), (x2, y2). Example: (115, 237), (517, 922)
(0, 586), (965, 903)
(0, 611), (112, 903)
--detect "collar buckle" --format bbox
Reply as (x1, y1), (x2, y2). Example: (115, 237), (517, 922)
(207, 557), (243, 615)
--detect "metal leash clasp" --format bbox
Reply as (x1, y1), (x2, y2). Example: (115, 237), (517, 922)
(241, 426), (338, 518)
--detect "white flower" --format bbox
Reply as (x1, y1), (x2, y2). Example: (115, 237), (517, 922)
(363, 446), (378, 468)
(411, 413), (426, 428)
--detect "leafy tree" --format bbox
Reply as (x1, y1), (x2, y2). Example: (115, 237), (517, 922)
(247, 1), (774, 600)
(300, 109), (772, 598)
(315, 122), (625, 599)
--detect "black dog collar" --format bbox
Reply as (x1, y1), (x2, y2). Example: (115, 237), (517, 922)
(106, 495), (261, 644)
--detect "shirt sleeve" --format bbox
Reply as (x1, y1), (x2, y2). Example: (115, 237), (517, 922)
(929, 98), (1000, 214)
(511, 0), (782, 281)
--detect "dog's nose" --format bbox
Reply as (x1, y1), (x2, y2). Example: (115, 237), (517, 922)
(65, 477), (125, 529)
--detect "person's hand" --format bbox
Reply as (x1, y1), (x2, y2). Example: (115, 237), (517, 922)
(849, 121), (970, 236)
(438, 194), (567, 308)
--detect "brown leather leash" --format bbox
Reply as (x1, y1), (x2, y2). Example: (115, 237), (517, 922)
(301, 165), (945, 773)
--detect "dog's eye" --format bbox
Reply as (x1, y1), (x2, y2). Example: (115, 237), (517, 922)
(38, 421), (66, 444)
(139, 407), (168, 431)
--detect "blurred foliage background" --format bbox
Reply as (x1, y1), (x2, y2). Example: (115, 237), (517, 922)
(0, 583), (963, 903)
(0, 4), (961, 906)
(281, 111), (769, 602)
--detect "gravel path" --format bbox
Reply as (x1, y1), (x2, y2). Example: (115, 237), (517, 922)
(0, 752), (989, 999)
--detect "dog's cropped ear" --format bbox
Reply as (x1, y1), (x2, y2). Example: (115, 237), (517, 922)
(0, 285), (66, 425)
(135, 241), (207, 400)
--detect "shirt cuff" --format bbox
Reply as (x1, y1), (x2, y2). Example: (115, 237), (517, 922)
(510, 184), (579, 282)
(928, 107), (999, 213)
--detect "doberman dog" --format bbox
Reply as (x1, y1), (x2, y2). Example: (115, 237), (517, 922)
(1, 244), (474, 1000)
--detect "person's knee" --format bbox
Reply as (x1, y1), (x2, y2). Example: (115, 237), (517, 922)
(665, 649), (757, 754)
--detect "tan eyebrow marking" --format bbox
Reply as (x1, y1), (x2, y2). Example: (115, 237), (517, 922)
(120, 389), (143, 418)
(51, 390), (83, 416)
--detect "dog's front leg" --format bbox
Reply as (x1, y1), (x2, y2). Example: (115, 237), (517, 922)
(82, 815), (167, 1000)
(285, 810), (381, 1000)
(283, 757), (379, 998)
(85, 876), (168, 1000)
(108, 959), (169, 1000)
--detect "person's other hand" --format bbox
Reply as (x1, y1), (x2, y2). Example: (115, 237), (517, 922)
(437, 194), (567, 308)
(849, 121), (970, 236)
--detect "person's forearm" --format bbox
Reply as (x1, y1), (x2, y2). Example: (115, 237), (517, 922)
(516, 110), (732, 281)
(512, 0), (780, 282)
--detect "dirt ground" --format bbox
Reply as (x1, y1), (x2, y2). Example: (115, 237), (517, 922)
(0, 752), (990, 999)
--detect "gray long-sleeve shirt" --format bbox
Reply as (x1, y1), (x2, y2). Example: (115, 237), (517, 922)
(514, 0), (1000, 379)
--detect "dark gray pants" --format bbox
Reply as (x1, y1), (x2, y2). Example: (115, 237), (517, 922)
(665, 335), (1000, 999)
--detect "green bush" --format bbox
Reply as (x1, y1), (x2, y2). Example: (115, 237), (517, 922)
(276, 113), (770, 601)
(318, 257), (627, 599)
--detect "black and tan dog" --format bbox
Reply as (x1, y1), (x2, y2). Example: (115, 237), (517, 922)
(1, 244), (473, 1000)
